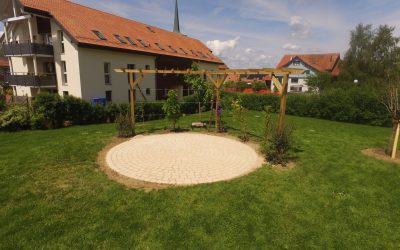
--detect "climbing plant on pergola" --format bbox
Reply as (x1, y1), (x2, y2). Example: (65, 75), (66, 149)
(114, 68), (304, 135)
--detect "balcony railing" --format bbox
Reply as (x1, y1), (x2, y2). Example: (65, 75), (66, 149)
(5, 73), (57, 87)
(1, 41), (54, 56)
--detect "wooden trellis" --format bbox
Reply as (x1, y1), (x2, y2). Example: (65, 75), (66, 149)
(114, 68), (304, 135)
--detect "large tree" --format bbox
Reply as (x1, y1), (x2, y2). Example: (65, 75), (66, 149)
(342, 24), (400, 84)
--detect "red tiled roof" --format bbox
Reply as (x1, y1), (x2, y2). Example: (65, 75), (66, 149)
(18, 0), (224, 65)
(0, 57), (9, 68)
(277, 53), (340, 76)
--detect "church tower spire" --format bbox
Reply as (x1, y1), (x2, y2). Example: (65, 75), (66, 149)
(173, 0), (181, 34)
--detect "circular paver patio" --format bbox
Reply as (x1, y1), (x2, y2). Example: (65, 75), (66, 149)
(105, 133), (264, 185)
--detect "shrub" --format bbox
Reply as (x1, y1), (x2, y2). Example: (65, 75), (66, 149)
(115, 113), (134, 138)
(105, 102), (121, 123)
(63, 95), (93, 125)
(223, 88), (391, 127)
(32, 93), (64, 129)
(0, 105), (31, 131)
(162, 90), (182, 130)
(90, 104), (107, 124)
(231, 99), (249, 142)
(0, 93), (6, 112)
(263, 124), (294, 166)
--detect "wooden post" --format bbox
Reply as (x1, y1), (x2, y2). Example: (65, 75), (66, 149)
(215, 79), (221, 132)
(278, 74), (289, 134)
(129, 72), (136, 136)
(129, 72), (144, 136)
(207, 74), (227, 132)
(391, 122), (400, 159)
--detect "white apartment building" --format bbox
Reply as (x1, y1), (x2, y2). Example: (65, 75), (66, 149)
(0, 0), (224, 102)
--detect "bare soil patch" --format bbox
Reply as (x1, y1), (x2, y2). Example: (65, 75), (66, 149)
(362, 148), (400, 164)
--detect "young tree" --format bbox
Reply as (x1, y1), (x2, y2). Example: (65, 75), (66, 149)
(184, 62), (212, 118)
(306, 72), (334, 92)
(162, 90), (182, 130)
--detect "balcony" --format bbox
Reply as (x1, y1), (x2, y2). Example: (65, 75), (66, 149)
(5, 73), (57, 88)
(1, 41), (54, 57)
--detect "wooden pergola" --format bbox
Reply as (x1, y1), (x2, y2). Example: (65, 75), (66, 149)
(114, 68), (304, 135)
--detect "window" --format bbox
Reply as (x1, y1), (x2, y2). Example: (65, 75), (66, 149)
(145, 65), (150, 70)
(93, 30), (107, 40)
(293, 58), (301, 66)
(168, 45), (177, 53)
(104, 62), (111, 84)
(114, 34), (127, 44)
(198, 51), (207, 58)
(155, 43), (165, 50)
(147, 26), (155, 33)
(179, 48), (188, 54)
(58, 31), (65, 53)
(146, 88), (151, 95)
(190, 50), (198, 56)
(290, 86), (303, 92)
(61, 61), (68, 85)
(63, 91), (69, 97)
(106, 91), (112, 102)
(137, 39), (149, 47)
(125, 36), (137, 46)
(127, 64), (135, 83)
(291, 77), (299, 83)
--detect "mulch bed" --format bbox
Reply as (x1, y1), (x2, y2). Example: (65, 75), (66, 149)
(362, 148), (400, 164)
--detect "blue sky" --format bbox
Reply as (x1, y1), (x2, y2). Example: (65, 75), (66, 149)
(1, 0), (400, 68)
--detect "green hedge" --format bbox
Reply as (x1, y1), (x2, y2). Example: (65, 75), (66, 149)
(0, 93), (202, 131)
(222, 88), (391, 127)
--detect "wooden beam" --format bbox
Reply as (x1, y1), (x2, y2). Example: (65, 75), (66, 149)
(278, 74), (289, 134)
(271, 75), (283, 93)
(114, 68), (305, 75)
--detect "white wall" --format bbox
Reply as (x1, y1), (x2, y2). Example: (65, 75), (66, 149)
(284, 60), (315, 93)
(77, 48), (156, 103)
(51, 21), (82, 97)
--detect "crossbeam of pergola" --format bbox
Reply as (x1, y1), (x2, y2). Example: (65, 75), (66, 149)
(114, 68), (305, 135)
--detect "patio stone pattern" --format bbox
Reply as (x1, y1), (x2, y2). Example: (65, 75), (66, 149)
(106, 133), (264, 185)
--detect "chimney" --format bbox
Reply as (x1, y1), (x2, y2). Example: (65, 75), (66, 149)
(173, 0), (181, 34)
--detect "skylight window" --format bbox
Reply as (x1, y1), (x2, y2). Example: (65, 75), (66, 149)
(93, 30), (107, 40)
(198, 52), (207, 58)
(137, 39), (149, 47)
(125, 36), (137, 46)
(155, 43), (165, 50)
(147, 26), (155, 33)
(168, 45), (177, 53)
(190, 50), (198, 56)
(179, 48), (188, 54)
(114, 34), (127, 44)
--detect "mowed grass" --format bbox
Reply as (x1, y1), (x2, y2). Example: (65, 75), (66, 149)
(1, 111), (400, 249)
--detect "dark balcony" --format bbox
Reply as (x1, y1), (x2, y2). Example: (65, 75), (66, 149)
(5, 73), (57, 88)
(2, 41), (54, 57)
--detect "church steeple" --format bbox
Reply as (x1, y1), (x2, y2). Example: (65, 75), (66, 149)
(173, 0), (181, 34)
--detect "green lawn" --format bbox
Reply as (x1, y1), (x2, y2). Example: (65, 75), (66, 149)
(1, 111), (400, 249)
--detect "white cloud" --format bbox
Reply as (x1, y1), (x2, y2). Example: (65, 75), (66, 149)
(289, 16), (311, 39)
(206, 37), (240, 56)
(0, 32), (3, 37)
(282, 43), (302, 51)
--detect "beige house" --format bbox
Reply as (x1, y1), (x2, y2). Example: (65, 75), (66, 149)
(0, 0), (224, 103)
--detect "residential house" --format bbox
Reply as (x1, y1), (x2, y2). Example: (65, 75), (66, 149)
(277, 53), (340, 93)
(0, 0), (224, 103)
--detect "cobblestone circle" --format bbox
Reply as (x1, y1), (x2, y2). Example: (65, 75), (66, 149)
(106, 133), (264, 185)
